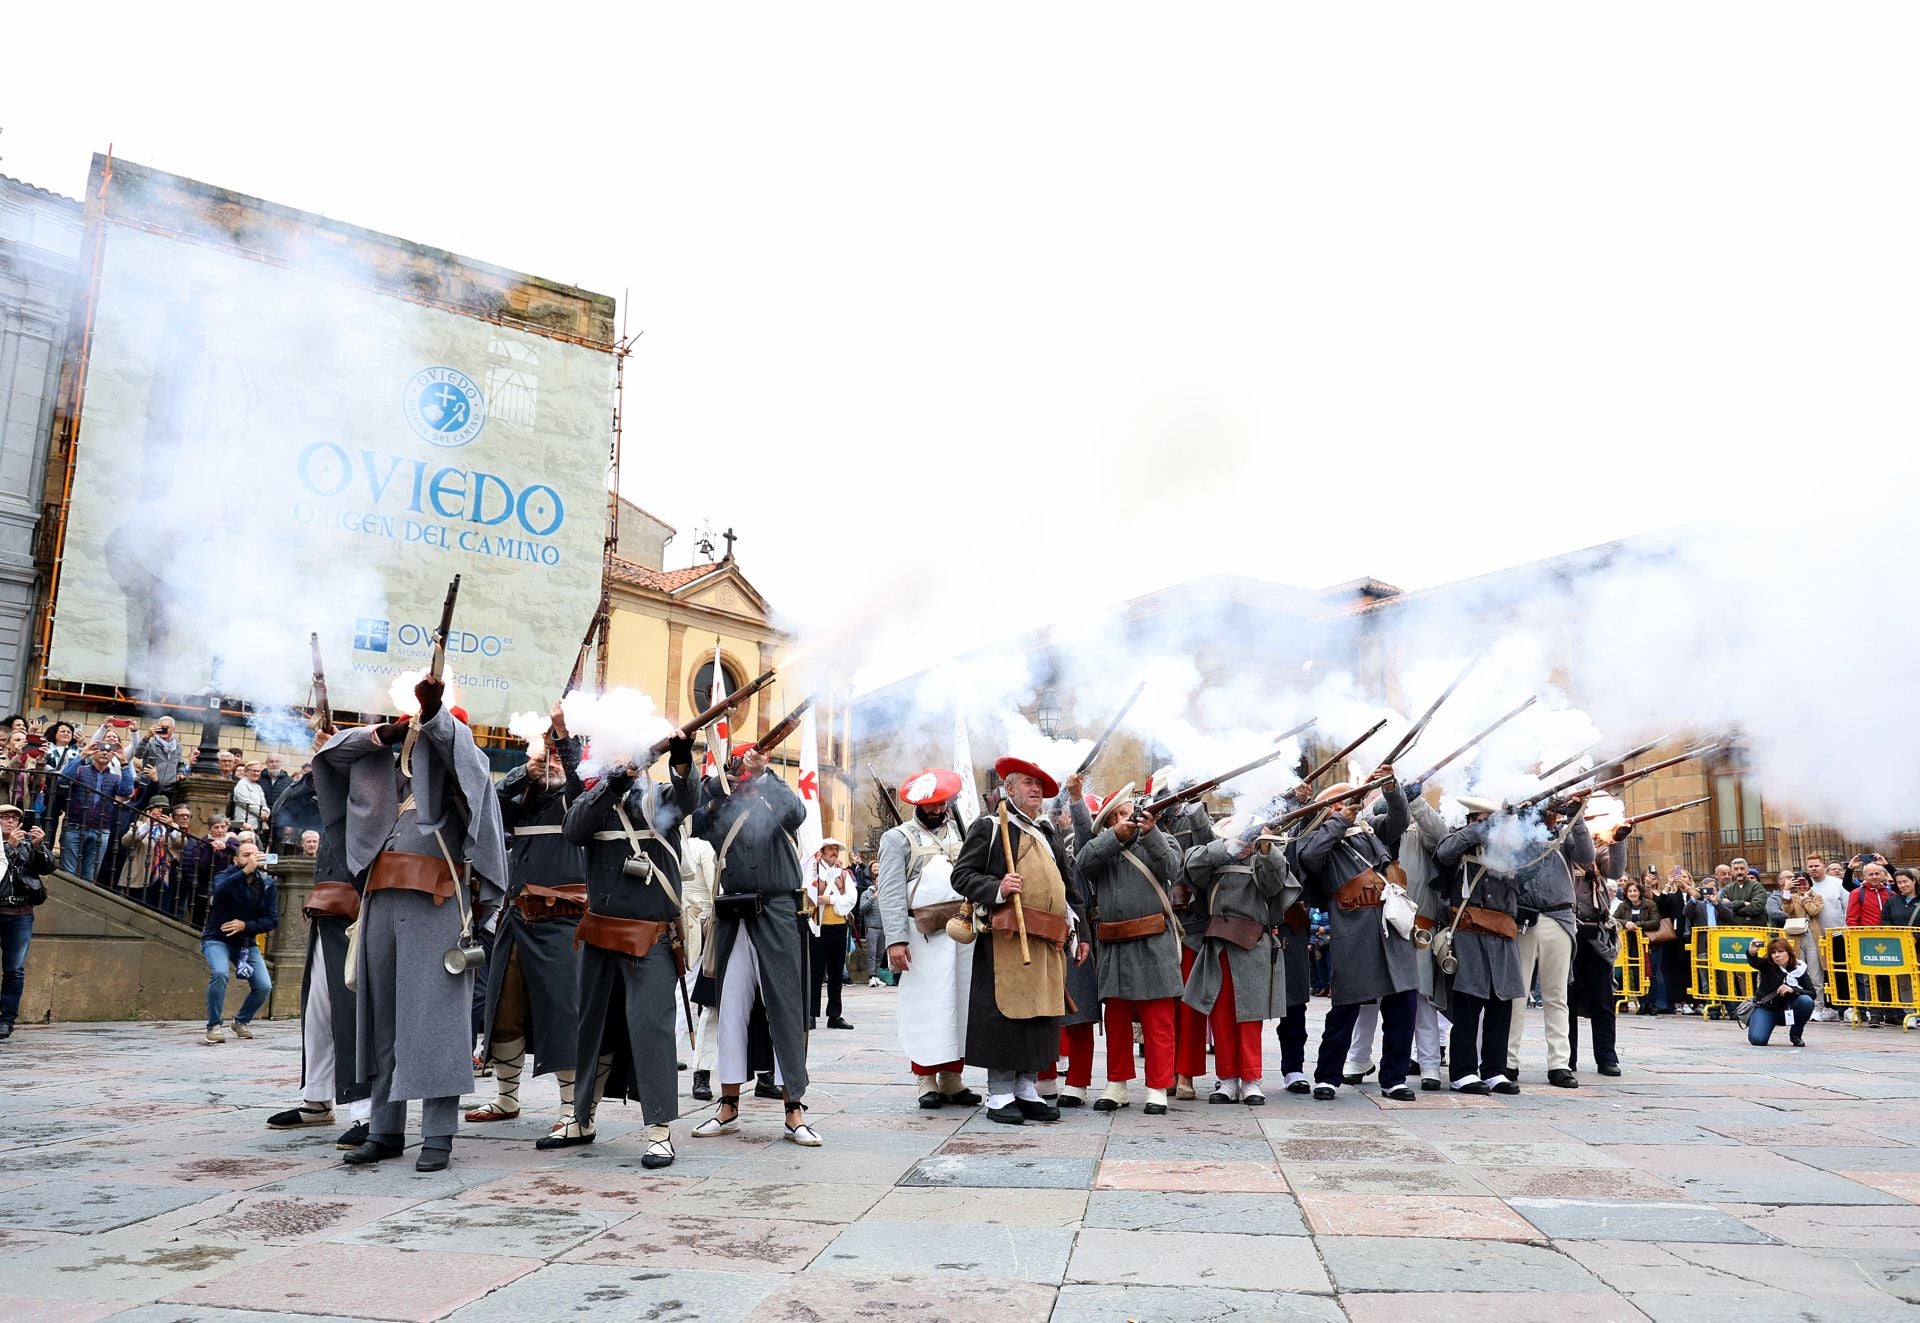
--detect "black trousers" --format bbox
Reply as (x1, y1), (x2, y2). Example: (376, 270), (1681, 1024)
(1448, 990), (1514, 1083)
(809, 924), (847, 1020)
(1316, 990), (1415, 1089)
(1275, 1001), (1308, 1075)
(1568, 1007), (1617, 1070)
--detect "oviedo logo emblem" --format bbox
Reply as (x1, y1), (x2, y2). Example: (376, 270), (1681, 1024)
(405, 366), (488, 448)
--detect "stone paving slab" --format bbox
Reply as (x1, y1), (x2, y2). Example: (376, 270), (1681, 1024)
(1319, 1235), (1602, 1292)
(437, 1264), (786, 1323)
(751, 1272), (1059, 1321)
(1094, 1158), (1290, 1192)
(1082, 1189), (1309, 1235)
(901, 1154), (1096, 1188)
(1505, 1197), (1772, 1242)
(1300, 1191), (1543, 1240)
(330, 1197), (627, 1257)
(1051, 1283), (1346, 1321)
(558, 1211), (839, 1273)
(1280, 1162), (1493, 1196)
(809, 1221), (1074, 1282)
(162, 1242), (541, 1321)
(659, 1177), (889, 1223)
(1067, 1228), (1331, 1292)
(0, 1182), (214, 1234)
(1, 1234), (286, 1303)
(1340, 1290), (1650, 1321)
(864, 1186), (1087, 1225)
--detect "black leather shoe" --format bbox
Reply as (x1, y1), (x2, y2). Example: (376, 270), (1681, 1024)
(754, 1074), (783, 1100)
(1015, 1098), (1060, 1123)
(691, 1070), (713, 1102)
(918, 1091), (945, 1109)
(1548, 1069), (1580, 1089)
(1453, 1081), (1491, 1095)
(942, 1088), (982, 1107)
(1506, 1063), (1521, 1080)
(1341, 1065), (1376, 1085)
(1143, 1101), (1168, 1116)
(414, 1144), (452, 1172)
(0, 1022), (13, 1040)
(335, 1121), (371, 1150)
(1055, 1093), (1084, 1109)
(986, 1104), (1026, 1125)
(1382, 1084), (1416, 1102)
(341, 1140), (404, 1165)
(827, 1017), (855, 1030)
(534, 1129), (594, 1150)
(1598, 1062), (1621, 1077)
(1420, 1077), (1442, 1092)
(1491, 1080), (1521, 1096)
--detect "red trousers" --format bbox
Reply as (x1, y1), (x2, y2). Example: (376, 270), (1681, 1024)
(1175, 945), (1208, 1077)
(1105, 997), (1176, 1089)
(1040, 1022), (1095, 1087)
(910, 1059), (963, 1078)
(1207, 952), (1265, 1081)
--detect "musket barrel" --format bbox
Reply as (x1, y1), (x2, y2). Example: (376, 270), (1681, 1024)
(1302, 717), (1389, 784)
(1075, 681), (1146, 776)
(1408, 696), (1538, 787)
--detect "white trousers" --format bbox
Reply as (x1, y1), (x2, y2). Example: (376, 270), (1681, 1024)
(1509, 919), (1573, 1072)
(1343, 996), (1449, 1075)
(694, 1003), (721, 1073)
(717, 927), (784, 1089)
(301, 929), (371, 1121)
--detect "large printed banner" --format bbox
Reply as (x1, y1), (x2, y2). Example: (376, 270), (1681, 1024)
(47, 221), (613, 727)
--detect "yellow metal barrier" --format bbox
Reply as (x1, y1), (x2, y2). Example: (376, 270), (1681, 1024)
(1614, 925), (1646, 1012)
(1690, 926), (1776, 1014)
(1823, 926), (1920, 1030)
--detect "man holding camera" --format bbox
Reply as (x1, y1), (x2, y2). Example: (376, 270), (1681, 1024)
(199, 840), (278, 1044)
(468, 705), (590, 1144)
(0, 805), (53, 1040)
(313, 677), (506, 1172)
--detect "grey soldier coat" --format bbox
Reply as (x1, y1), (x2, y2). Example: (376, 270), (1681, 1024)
(314, 711), (507, 1104)
(1181, 837), (1295, 1022)
(1294, 787), (1414, 1007)
(1071, 801), (1184, 1002)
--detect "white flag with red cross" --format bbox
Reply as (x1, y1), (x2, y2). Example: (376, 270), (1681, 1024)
(796, 705), (823, 861)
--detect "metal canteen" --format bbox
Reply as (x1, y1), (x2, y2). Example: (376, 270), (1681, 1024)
(622, 856), (654, 879)
(444, 940), (487, 975)
(1412, 926), (1435, 949)
(1432, 929), (1457, 976)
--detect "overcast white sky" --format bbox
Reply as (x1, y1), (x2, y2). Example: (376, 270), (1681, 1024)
(6, 3), (1915, 683)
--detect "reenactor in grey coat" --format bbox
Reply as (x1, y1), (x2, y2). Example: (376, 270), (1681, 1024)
(689, 750), (820, 1147)
(1182, 818), (1296, 1105)
(1070, 783), (1183, 1115)
(1294, 770), (1417, 1101)
(468, 710), (590, 1141)
(1434, 798), (1530, 1093)
(1152, 767), (1217, 1100)
(313, 678), (507, 1172)
(558, 733), (697, 1167)
(1343, 790), (1454, 1090)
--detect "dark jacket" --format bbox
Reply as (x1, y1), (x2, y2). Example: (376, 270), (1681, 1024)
(60, 760), (134, 832)
(0, 837), (54, 909)
(1745, 948), (1812, 1004)
(498, 736), (588, 894)
(1720, 877), (1769, 925)
(564, 766), (696, 923)
(1880, 892), (1919, 927)
(201, 865), (280, 945)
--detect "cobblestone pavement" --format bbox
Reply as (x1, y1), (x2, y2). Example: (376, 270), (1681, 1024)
(2, 986), (1919, 1321)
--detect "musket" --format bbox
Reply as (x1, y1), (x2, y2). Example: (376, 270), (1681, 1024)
(1581, 744), (1717, 797)
(1270, 716), (1318, 746)
(868, 762), (905, 829)
(1596, 794), (1712, 828)
(428, 574), (461, 682)
(1265, 773), (1396, 832)
(1406, 696), (1538, 788)
(1300, 717), (1389, 785)
(1074, 681), (1145, 777)
(562, 597), (606, 698)
(308, 633), (336, 735)
(1138, 745), (1290, 816)
(1515, 734), (1666, 810)
(1536, 740), (1599, 782)
(643, 667), (777, 765)
(740, 694), (817, 761)
(1376, 654), (1481, 769)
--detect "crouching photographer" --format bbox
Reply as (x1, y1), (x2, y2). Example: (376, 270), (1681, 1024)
(0, 803), (54, 1040)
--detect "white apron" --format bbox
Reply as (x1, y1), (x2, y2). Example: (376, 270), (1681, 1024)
(896, 821), (973, 1066)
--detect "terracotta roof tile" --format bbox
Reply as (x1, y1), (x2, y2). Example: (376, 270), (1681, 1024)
(608, 557), (722, 592)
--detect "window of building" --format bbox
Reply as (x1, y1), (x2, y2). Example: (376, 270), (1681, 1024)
(691, 657), (743, 712)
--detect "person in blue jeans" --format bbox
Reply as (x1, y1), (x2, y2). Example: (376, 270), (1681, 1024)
(1746, 935), (1814, 1047)
(201, 841), (278, 1044)
(59, 742), (133, 881)
(0, 804), (55, 1039)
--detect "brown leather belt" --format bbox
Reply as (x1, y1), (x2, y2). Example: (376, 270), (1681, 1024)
(911, 900), (966, 937)
(1335, 868), (1385, 912)
(513, 883), (588, 922)
(305, 880), (361, 921)
(990, 903), (1071, 948)
(574, 910), (674, 960)
(1097, 912), (1169, 943)
(1459, 905), (1518, 939)
(366, 852), (460, 906)
(1414, 913), (1436, 932)
(1205, 914), (1267, 950)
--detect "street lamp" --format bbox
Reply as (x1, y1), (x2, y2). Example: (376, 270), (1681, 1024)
(1036, 689), (1062, 739)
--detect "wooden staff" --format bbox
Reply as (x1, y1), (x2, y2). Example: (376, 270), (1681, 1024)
(998, 798), (1031, 965)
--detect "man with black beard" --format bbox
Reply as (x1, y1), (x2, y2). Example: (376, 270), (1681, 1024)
(876, 768), (979, 1108)
(467, 703), (591, 1145)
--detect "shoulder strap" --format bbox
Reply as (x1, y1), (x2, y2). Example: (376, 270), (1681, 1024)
(431, 828), (475, 945)
(615, 802), (681, 909)
(1119, 845), (1181, 932)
